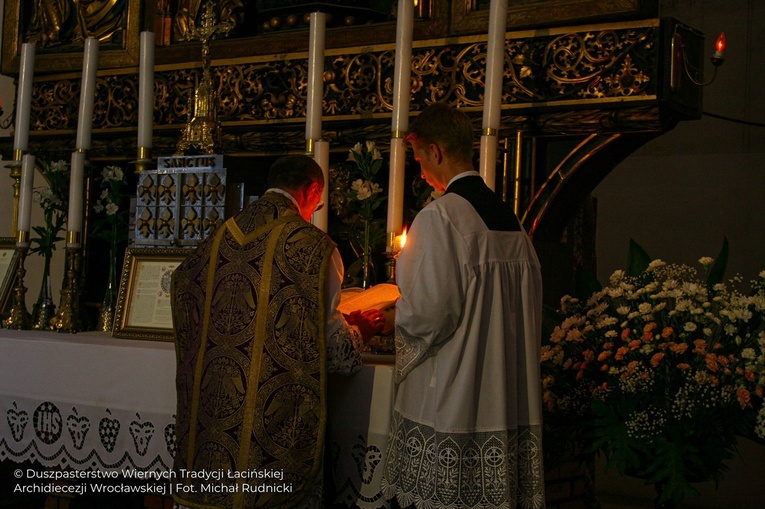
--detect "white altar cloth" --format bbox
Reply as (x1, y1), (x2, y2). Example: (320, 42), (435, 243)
(328, 356), (394, 509)
(0, 329), (177, 472)
(0, 329), (396, 507)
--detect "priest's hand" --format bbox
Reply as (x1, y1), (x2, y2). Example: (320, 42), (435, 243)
(345, 309), (385, 343)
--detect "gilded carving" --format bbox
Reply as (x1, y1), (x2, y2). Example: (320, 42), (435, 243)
(28, 0), (127, 47)
(24, 23), (660, 158)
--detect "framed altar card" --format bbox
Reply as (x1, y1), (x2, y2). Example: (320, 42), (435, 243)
(112, 247), (188, 341)
(0, 238), (19, 318)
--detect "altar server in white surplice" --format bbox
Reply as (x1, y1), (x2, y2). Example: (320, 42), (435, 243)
(382, 104), (546, 509)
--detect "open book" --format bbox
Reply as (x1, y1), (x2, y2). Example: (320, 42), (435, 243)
(338, 283), (400, 336)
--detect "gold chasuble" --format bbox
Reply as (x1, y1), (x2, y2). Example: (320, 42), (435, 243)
(171, 193), (335, 509)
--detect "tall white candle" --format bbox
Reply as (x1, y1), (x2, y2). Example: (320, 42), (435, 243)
(17, 154), (36, 240)
(387, 137), (406, 237)
(13, 43), (36, 153)
(482, 0), (507, 131)
(138, 31), (155, 149)
(392, 0), (414, 134)
(306, 12), (326, 142)
(67, 151), (86, 246)
(311, 140), (330, 232)
(76, 38), (100, 151)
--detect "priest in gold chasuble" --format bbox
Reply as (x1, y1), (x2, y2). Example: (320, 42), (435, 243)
(171, 155), (382, 509)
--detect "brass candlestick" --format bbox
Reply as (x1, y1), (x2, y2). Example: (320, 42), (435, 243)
(51, 237), (84, 333)
(6, 150), (23, 237)
(5, 232), (31, 330)
(134, 146), (153, 174)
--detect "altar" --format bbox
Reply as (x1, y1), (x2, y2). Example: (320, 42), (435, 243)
(0, 329), (395, 508)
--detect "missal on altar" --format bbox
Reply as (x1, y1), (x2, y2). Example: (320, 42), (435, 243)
(338, 283), (400, 336)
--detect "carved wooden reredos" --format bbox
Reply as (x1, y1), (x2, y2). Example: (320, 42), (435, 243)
(1, 0), (704, 241)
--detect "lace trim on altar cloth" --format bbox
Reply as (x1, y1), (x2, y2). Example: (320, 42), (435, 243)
(381, 412), (546, 509)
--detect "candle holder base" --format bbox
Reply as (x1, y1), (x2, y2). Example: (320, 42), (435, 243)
(30, 298), (56, 331)
(4, 246), (30, 330)
(133, 159), (154, 174)
(385, 252), (396, 283)
(51, 246), (84, 334)
(51, 289), (83, 334)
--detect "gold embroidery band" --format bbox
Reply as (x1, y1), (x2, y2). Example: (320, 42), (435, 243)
(233, 221), (286, 509)
(185, 224), (227, 475)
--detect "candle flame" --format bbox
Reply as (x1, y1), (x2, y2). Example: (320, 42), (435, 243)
(392, 228), (408, 254)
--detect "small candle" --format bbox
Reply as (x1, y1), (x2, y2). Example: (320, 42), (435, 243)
(312, 140), (329, 232)
(67, 151), (86, 246)
(13, 43), (36, 153)
(138, 31), (155, 149)
(392, 0), (414, 134)
(306, 12), (326, 141)
(481, 0), (507, 131)
(76, 38), (99, 151)
(17, 154), (36, 240)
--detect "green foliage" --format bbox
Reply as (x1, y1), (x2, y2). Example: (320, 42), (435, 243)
(30, 159), (69, 260)
(707, 236), (729, 287)
(626, 238), (651, 277)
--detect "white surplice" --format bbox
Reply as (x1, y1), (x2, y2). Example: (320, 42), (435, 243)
(382, 188), (546, 509)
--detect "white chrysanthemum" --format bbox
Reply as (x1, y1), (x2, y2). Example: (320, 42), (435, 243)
(609, 270), (625, 284)
(741, 348), (756, 360)
(616, 306), (630, 315)
(698, 256), (714, 267)
(608, 287), (624, 298)
(648, 259), (666, 270)
(638, 302), (652, 315)
(684, 322), (697, 332)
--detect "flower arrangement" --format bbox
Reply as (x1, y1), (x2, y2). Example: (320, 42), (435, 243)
(29, 159), (70, 326)
(342, 141), (387, 287)
(30, 159), (70, 264)
(541, 239), (765, 506)
(90, 165), (129, 328)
